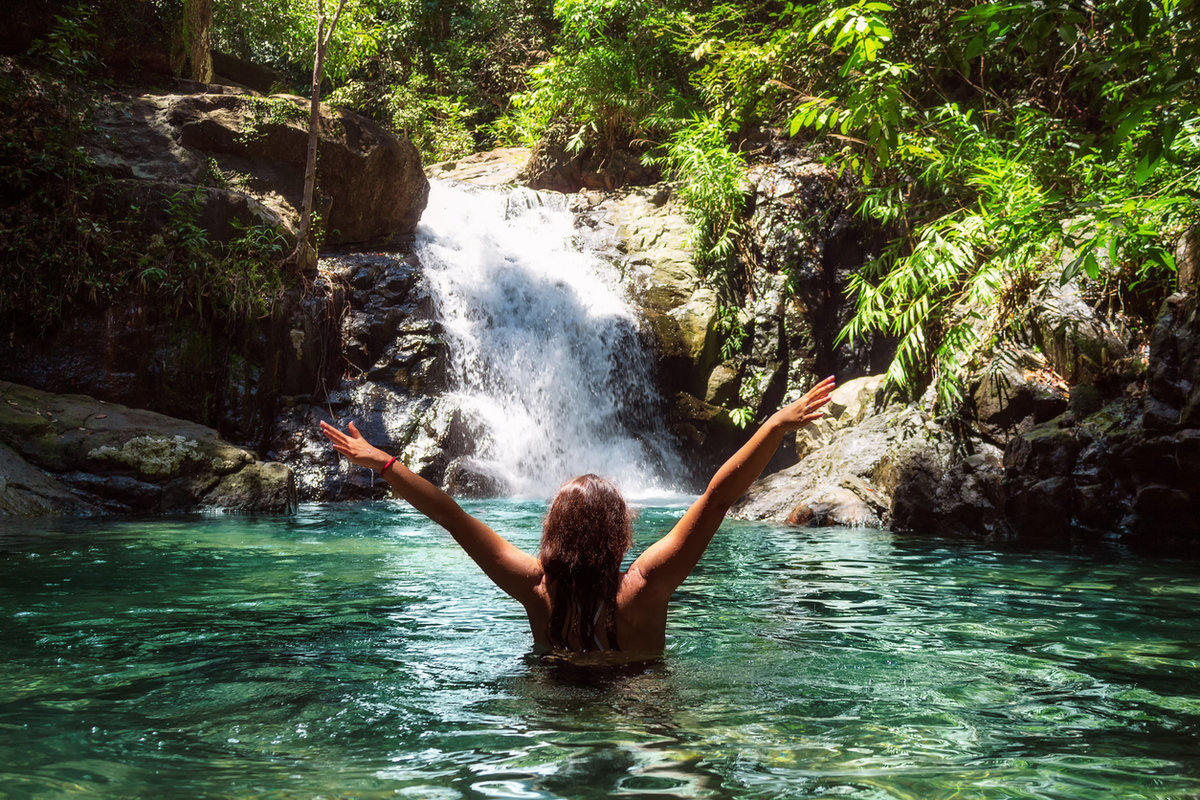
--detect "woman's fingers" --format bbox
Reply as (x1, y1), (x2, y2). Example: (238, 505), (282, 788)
(319, 420), (345, 445)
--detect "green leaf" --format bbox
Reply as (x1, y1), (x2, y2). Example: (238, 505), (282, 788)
(1113, 106), (1147, 145)
(1134, 147), (1159, 186)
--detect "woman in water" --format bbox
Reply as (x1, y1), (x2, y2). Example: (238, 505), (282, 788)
(320, 375), (835, 659)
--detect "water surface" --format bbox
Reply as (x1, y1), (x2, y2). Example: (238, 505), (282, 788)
(2, 502), (1198, 799)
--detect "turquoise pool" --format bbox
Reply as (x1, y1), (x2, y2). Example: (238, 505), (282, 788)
(1, 501), (1198, 798)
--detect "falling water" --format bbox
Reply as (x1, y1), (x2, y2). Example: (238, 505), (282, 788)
(415, 180), (684, 499)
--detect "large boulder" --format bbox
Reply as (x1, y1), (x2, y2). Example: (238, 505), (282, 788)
(1027, 276), (1129, 387)
(970, 345), (1069, 443)
(520, 135), (658, 193)
(211, 51), (284, 95)
(793, 374), (886, 459)
(732, 398), (1006, 536)
(0, 381), (295, 515)
(88, 91), (428, 248)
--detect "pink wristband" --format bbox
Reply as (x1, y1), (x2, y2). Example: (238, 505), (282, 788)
(380, 456), (398, 474)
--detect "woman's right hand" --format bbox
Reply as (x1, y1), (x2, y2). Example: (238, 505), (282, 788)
(769, 375), (836, 432)
(320, 420), (392, 471)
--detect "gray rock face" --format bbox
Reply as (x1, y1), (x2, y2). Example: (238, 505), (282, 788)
(0, 276), (345, 448)
(569, 186), (735, 478)
(744, 155), (890, 382)
(971, 346), (1069, 443)
(732, 396), (1006, 535)
(88, 91), (428, 248)
(576, 185), (718, 392)
(0, 381), (294, 515)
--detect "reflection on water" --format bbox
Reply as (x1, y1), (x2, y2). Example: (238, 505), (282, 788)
(1, 502), (1199, 799)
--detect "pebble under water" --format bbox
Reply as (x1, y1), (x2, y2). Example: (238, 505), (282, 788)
(1, 502), (1198, 799)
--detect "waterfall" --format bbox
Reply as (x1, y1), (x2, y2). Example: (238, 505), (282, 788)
(414, 180), (684, 499)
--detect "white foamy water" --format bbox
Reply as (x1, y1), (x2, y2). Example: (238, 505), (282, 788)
(415, 180), (685, 499)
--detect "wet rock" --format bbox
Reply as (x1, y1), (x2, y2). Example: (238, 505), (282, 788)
(890, 446), (1007, 538)
(267, 251), (461, 501)
(1006, 476), (1074, 540)
(0, 442), (100, 516)
(0, 381), (295, 515)
(445, 458), (507, 498)
(786, 487), (880, 527)
(400, 399), (477, 487)
(579, 185), (718, 395)
(1069, 384), (1104, 417)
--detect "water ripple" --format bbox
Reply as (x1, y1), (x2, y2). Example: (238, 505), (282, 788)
(1, 511), (1199, 798)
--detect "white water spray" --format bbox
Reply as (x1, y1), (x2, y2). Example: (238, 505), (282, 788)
(415, 180), (684, 499)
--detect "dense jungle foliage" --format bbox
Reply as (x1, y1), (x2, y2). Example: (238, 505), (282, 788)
(4, 0), (1198, 408)
(212, 0), (1199, 407)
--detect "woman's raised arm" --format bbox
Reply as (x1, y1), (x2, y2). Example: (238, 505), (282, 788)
(320, 421), (542, 603)
(629, 376), (836, 599)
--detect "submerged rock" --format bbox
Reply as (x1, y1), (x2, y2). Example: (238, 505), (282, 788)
(0, 381), (295, 515)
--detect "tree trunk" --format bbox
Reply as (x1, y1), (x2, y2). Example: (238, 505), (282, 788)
(172, 0), (214, 82)
(294, 0), (347, 274)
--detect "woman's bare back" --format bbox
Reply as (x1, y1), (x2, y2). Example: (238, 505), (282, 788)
(523, 565), (669, 658)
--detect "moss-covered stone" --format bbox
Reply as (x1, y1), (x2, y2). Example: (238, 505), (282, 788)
(0, 380), (294, 516)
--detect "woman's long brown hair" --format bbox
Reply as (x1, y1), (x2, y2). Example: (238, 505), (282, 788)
(539, 474), (633, 652)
